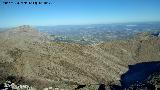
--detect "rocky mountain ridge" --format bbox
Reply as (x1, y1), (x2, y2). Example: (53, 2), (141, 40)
(0, 25), (160, 89)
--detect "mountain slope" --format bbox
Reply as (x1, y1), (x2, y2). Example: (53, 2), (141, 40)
(0, 26), (160, 89)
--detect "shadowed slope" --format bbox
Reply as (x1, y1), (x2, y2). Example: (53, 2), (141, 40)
(121, 61), (160, 88)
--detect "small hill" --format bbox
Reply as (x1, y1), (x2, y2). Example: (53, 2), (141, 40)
(0, 26), (160, 89)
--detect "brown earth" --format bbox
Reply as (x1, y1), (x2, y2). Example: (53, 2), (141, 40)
(0, 25), (160, 89)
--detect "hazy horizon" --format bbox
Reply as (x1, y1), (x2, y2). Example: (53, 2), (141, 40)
(1, 0), (160, 27)
(1, 21), (160, 28)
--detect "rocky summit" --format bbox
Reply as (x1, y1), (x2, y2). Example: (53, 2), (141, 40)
(0, 25), (160, 90)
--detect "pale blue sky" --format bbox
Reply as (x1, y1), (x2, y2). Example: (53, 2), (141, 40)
(0, 0), (160, 27)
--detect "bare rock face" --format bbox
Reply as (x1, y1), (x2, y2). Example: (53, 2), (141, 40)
(0, 25), (49, 43)
(0, 25), (160, 89)
(0, 25), (38, 37)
